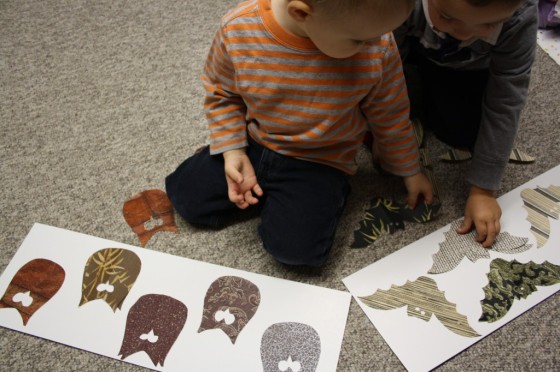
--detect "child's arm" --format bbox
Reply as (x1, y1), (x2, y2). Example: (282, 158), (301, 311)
(201, 19), (263, 209)
(457, 185), (501, 248)
(362, 33), (433, 205)
(202, 22), (250, 155)
(223, 149), (263, 209)
(460, 2), (537, 247)
(466, 2), (537, 191)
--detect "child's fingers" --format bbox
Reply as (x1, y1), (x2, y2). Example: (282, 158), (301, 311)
(477, 221), (497, 248)
(228, 189), (243, 204)
(243, 183), (263, 205)
(407, 190), (419, 209)
(243, 190), (258, 205)
(423, 187), (434, 204)
(226, 177), (246, 205)
(230, 170), (244, 185)
(252, 183), (263, 197)
(224, 163), (244, 185)
(457, 217), (473, 234)
(479, 220), (501, 248)
(494, 220), (501, 236)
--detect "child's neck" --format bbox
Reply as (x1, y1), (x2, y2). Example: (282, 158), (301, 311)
(270, 0), (308, 37)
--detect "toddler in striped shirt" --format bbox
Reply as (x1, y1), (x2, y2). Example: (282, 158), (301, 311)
(166, 0), (433, 266)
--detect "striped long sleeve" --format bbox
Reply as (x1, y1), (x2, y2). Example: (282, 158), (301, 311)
(201, 0), (419, 176)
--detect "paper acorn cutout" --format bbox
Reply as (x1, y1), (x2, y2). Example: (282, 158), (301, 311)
(0, 258), (65, 325)
(79, 248), (141, 311)
(198, 276), (261, 344)
(261, 322), (321, 372)
(119, 294), (188, 367)
(122, 189), (178, 247)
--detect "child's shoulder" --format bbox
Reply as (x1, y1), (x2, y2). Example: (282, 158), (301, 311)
(498, 0), (538, 42)
(358, 32), (400, 64)
(507, 0), (538, 24)
(221, 0), (260, 26)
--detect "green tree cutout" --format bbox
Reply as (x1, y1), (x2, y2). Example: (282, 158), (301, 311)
(480, 258), (560, 322)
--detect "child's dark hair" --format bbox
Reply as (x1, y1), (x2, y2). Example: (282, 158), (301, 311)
(466, 0), (526, 6)
(313, 0), (415, 16)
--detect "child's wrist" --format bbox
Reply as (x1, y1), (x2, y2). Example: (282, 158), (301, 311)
(469, 185), (496, 198)
(223, 148), (247, 159)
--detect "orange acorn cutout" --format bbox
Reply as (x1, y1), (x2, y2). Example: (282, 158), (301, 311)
(123, 189), (178, 247)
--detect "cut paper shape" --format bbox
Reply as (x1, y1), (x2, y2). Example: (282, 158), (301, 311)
(440, 148), (535, 164)
(359, 276), (480, 338)
(342, 165), (560, 371)
(428, 220), (532, 274)
(538, 28), (560, 66)
(439, 148), (472, 162)
(79, 248), (141, 311)
(0, 224), (351, 372)
(509, 149), (537, 163)
(119, 294), (188, 367)
(122, 189), (178, 247)
(419, 147), (442, 201)
(351, 197), (441, 248)
(411, 118), (441, 200)
(480, 258), (560, 322)
(411, 118), (425, 147)
(521, 185), (560, 247)
(261, 322), (321, 372)
(0, 258), (65, 325)
(198, 276), (261, 344)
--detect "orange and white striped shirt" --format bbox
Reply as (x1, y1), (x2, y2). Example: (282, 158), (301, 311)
(202, 0), (420, 176)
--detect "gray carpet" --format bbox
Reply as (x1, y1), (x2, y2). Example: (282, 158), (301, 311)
(1, 1), (559, 370)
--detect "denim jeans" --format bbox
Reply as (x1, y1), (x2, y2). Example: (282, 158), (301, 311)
(165, 137), (350, 266)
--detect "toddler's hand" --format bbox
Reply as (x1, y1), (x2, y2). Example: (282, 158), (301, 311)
(223, 149), (263, 209)
(403, 172), (434, 208)
(457, 185), (502, 247)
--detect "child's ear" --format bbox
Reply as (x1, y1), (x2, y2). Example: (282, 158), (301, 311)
(287, 0), (313, 22)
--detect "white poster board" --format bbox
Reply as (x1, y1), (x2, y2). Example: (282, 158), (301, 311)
(343, 165), (560, 372)
(0, 223), (351, 371)
(538, 28), (560, 66)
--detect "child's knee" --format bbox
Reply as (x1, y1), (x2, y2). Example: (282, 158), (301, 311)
(165, 152), (231, 227)
(258, 226), (331, 267)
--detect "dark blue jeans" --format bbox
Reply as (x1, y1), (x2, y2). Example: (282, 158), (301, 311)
(404, 49), (489, 149)
(165, 137), (350, 266)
